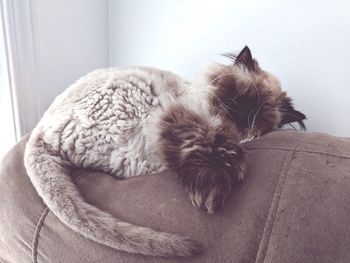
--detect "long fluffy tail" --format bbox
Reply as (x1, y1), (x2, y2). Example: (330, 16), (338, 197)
(24, 134), (201, 257)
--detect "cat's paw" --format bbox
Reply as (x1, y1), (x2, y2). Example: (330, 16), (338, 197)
(184, 165), (245, 214)
(188, 179), (229, 214)
(182, 151), (246, 214)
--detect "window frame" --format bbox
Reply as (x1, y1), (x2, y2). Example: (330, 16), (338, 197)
(1, 0), (41, 137)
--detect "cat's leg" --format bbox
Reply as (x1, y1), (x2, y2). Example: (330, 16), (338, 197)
(158, 105), (246, 214)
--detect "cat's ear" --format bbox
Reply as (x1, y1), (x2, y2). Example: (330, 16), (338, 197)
(234, 46), (257, 71)
(279, 96), (306, 130)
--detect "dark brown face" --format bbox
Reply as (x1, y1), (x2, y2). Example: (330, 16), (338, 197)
(207, 46), (306, 139)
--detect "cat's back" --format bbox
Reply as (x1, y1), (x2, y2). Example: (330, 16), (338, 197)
(45, 66), (186, 116)
(45, 67), (172, 110)
(31, 66), (188, 171)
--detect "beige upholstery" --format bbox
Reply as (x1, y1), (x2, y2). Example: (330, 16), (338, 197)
(1, 130), (350, 263)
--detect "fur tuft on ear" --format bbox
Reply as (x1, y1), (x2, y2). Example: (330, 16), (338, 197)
(278, 95), (307, 130)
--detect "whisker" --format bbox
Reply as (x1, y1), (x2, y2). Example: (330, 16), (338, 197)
(209, 71), (251, 86)
(246, 110), (254, 138)
(248, 102), (266, 138)
(204, 89), (236, 113)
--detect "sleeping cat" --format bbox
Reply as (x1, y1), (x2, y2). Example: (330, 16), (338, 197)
(24, 46), (306, 257)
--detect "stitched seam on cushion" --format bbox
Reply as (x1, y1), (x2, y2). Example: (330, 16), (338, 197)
(254, 148), (296, 263)
(32, 207), (49, 263)
(245, 146), (350, 159)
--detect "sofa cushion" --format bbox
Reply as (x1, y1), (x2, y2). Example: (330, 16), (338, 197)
(0, 130), (350, 263)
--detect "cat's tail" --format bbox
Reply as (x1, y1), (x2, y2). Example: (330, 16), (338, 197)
(24, 133), (201, 257)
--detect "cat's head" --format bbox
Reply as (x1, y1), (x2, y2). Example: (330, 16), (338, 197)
(205, 46), (306, 139)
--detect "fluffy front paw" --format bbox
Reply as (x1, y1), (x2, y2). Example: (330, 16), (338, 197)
(182, 162), (245, 214)
(188, 177), (230, 214)
(180, 146), (246, 214)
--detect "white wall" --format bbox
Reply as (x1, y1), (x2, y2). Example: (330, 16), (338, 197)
(5, 0), (108, 135)
(108, 0), (350, 137)
(33, 0), (109, 114)
(0, 0), (16, 157)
